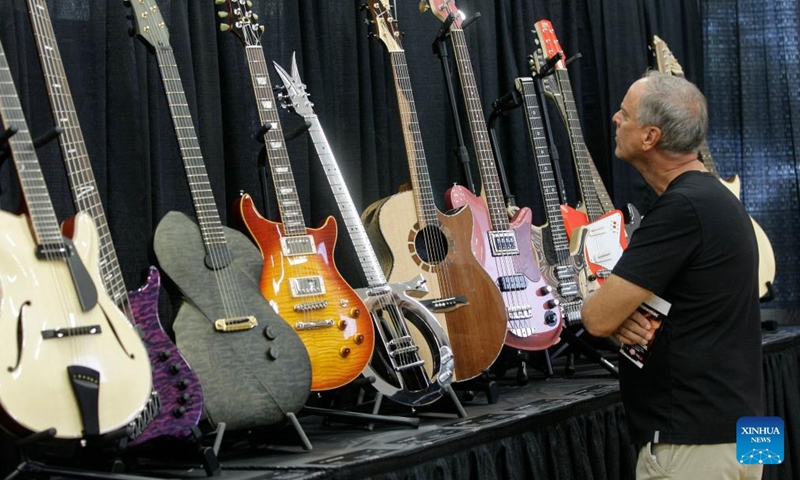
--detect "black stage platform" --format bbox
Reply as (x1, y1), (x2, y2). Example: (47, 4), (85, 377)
(4, 326), (799, 480)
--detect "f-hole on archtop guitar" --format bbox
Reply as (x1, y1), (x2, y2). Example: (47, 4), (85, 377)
(272, 53), (455, 406)
(126, 0), (311, 431)
(361, 0), (508, 382)
(0, 39), (152, 440)
(423, 0), (561, 351)
(533, 20), (634, 287)
(651, 35), (776, 300)
(216, 0), (374, 392)
(25, 0), (203, 444)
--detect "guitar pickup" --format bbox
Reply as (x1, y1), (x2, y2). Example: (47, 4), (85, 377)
(419, 295), (468, 313)
(281, 235), (316, 256)
(295, 319), (335, 330)
(596, 269), (612, 278)
(289, 276), (325, 297)
(214, 316), (258, 332)
(507, 305), (533, 320)
(42, 325), (102, 339)
(498, 274), (527, 292)
(294, 300), (328, 312)
(557, 281), (579, 298)
(488, 230), (519, 256)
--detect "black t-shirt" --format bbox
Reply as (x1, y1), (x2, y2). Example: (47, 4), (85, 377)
(612, 171), (764, 445)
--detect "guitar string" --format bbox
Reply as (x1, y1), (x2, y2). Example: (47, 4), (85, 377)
(451, 27), (529, 330)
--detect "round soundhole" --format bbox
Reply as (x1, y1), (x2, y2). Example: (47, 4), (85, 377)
(413, 226), (449, 265)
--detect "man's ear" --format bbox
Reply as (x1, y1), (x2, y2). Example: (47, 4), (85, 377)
(641, 126), (662, 151)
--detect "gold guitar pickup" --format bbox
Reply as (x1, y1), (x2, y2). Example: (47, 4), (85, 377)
(214, 316), (258, 332)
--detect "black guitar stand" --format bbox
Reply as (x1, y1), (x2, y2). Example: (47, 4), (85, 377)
(432, 11), (482, 195)
(122, 423), (225, 477)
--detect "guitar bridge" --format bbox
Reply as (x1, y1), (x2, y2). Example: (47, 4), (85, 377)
(419, 295), (468, 313)
(214, 316), (258, 332)
(294, 300), (328, 312)
(281, 235), (316, 256)
(507, 305), (533, 320)
(488, 230), (519, 256)
(42, 325), (102, 339)
(295, 319), (335, 330)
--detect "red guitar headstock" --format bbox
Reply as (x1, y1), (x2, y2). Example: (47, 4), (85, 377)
(534, 19), (566, 70)
(423, 0), (464, 29)
(216, 0), (263, 47)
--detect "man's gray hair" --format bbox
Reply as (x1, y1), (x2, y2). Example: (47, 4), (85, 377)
(637, 70), (708, 154)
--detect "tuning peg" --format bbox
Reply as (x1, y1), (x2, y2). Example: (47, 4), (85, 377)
(219, 24), (230, 32)
(259, 25), (265, 32)
(419, 1), (429, 13)
(217, 11), (229, 18)
(246, 1), (253, 7)
(359, 3), (368, 11)
(252, 13), (259, 20)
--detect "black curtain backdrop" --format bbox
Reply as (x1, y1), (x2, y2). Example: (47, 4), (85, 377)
(0, 0), (704, 330)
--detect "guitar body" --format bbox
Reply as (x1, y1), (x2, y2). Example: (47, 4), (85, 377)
(153, 211), (311, 431)
(236, 194), (374, 391)
(561, 205), (628, 286)
(717, 175), (776, 298)
(364, 191), (507, 382)
(445, 185), (561, 351)
(127, 266), (203, 445)
(0, 211), (152, 439)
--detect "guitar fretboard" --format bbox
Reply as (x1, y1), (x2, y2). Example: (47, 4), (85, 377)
(449, 28), (510, 230)
(304, 115), (388, 287)
(388, 51), (440, 228)
(0, 42), (64, 250)
(27, 0), (128, 305)
(554, 69), (609, 220)
(245, 46), (306, 236)
(517, 78), (571, 263)
(154, 48), (228, 256)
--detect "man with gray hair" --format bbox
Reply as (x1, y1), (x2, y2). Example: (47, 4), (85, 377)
(581, 71), (764, 479)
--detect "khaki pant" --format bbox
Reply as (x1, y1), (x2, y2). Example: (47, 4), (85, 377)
(636, 442), (764, 479)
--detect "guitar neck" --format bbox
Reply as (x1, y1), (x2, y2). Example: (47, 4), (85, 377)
(0, 43), (64, 250)
(303, 115), (389, 287)
(154, 48), (228, 252)
(554, 69), (613, 218)
(449, 28), (510, 230)
(517, 78), (571, 262)
(244, 46), (306, 235)
(388, 51), (439, 228)
(27, 0), (128, 304)
(698, 141), (719, 177)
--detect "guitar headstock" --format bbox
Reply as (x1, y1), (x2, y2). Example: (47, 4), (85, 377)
(651, 35), (684, 77)
(273, 53), (315, 117)
(422, 0), (464, 29)
(534, 20), (566, 71)
(216, 0), (263, 46)
(363, 0), (404, 52)
(125, 0), (170, 50)
(528, 48), (561, 100)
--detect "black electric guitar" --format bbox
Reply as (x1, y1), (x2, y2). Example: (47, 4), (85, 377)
(651, 35), (776, 299)
(273, 53), (455, 406)
(25, 0), (204, 444)
(0, 39), (152, 440)
(127, 0), (311, 431)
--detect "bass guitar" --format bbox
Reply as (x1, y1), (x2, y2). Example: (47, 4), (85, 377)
(218, 1), (374, 392)
(127, 0), (311, 431)
(273, 53), (455, 406)
(361, 0), (508, 382)
(533, 20), (634, 285)
(0, 39), (152, 440)
(25, 0), (203, 444)
(651, 35), (776, 299)
(423, 0), (561, 351)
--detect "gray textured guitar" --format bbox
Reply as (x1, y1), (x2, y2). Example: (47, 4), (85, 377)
(128, 0), (311, 431)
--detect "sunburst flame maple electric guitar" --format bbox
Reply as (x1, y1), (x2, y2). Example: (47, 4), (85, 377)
(360, 0), (508, 382)
(127, 0), (311, 431)
(25, 0), (203, 444)
(533, 20), (634, 287)
(423, 0), (561, 351)
(0, 39), (152, 440)
(272, 53), (455, 406)
(217, 1), (374, 392)
(651, 35), (776, 299)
